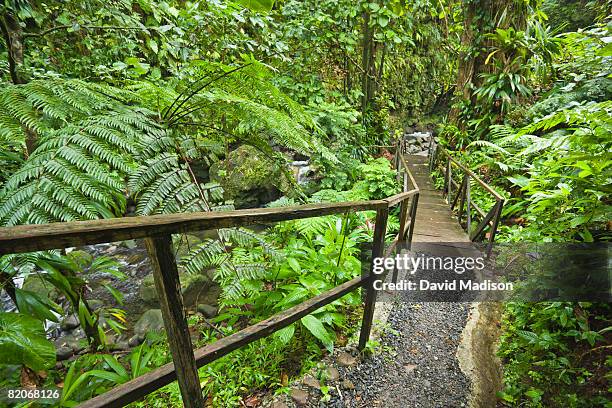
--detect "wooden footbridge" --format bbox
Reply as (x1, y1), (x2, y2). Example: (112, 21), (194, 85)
(0, 136), (503, 408)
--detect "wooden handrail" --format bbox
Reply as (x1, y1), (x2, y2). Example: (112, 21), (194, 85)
(438, 148), (504, 201)
(427, 142), (504, 253)
(384, 188), (419, 207)
(399, 154), (419, 191)
(0, 200), (390, 255)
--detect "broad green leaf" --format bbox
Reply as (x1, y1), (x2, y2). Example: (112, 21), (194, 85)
(102, 354), (128, 378)
(234, 0), (275, 12)
(287, 257), (301, 273)
(148, 39), (159, 54)
(274, 324), (295, 344)
(301, 314), (334, 352)
(14, 288), (61, 322)
(507, 175), (530, 188)
(88, 369), (126, 383)
(0, 312), (56, 370)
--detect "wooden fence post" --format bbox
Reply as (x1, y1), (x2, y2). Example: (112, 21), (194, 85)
(358, 207), (388, 351)
(406, 192), (419, 249)
(144, 235), (205, 408)
(466, 177), (472, 233)
(447, 160), (452, 204)
(486, 200), (504, 255)
(398, 198), (409, 243)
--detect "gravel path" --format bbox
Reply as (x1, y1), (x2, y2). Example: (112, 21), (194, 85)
(329, 300), (471, 408)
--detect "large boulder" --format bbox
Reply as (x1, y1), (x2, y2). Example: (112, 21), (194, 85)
(209, 145), (284, 208)
(138, 271), (221, 309)
(134, 309), (164, 340)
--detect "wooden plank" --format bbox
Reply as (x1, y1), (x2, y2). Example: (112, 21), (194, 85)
(79, 275), (366, 408)
(144, 235), (204, 408)
(359, 207), (388, 350)
(0, 200), (387, 255)
(413, 233), (470, 243)
(414, 224), (466, 236)
(418, 201), (451, 208)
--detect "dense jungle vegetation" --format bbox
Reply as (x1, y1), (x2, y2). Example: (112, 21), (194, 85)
(0, 0), (610, 407)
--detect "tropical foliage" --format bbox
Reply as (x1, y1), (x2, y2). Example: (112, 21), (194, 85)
(0, 0), (610, 406)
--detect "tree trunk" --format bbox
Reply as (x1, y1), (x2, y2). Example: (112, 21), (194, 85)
(361, 10), (374, 117)
(0, 11), (25, 84)
(449, 1), (477, 123)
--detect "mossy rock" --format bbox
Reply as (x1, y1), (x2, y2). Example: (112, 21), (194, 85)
(134, 309), (164, 339)
(22, 274), (60, 303)
(138, 271), (220, 308)
(210, 145), (286, 208)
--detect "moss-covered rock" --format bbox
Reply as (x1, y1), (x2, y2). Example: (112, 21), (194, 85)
(22, 274), (60, 303)
(210, 145), (285, 208)
(138, 270), (220, 309)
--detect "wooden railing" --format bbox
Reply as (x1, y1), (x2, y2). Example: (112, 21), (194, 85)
(428, 143), (504, 253)
(0, 150), (419, 408)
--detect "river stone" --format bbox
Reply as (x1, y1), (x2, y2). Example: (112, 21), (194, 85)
(56, 346), (74, 361)
(22, 275), (60, 302)
(113, 340), (130, 351)
(326, 367), (340, 381)
(87, 299), (104, 311)
(60, 314), (80, 331)
(121, 240), (138, 249)
(341, 379), (355, 390)
(290, 388), (308, 406)
(336, 351), (358, 367)
(302, 375), (320, 389)
(134, 309), (164, 340)
(55, 330), (86, 352)
(197, 304), (218, 318)
(182, 273), (220, 308)
(139, 275), (158, 304)
(128, 335), (142, 347)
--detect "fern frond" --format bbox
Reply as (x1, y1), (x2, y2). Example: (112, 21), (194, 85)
(219, 227), (282, 259)
(0, 110), (160, 226)
(294, 216), (334, 239)
(466, 139), (512, 155)
(179, 239), (227, 275)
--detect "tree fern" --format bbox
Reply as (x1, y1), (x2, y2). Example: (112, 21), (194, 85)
(0, 79), (138, 147)
(0, 111), (162, 225)
(132, 60), (336, 163)
(293, 216), (335, 239)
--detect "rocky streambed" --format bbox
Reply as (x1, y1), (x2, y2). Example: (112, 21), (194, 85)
(10, 235), (224, 361)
